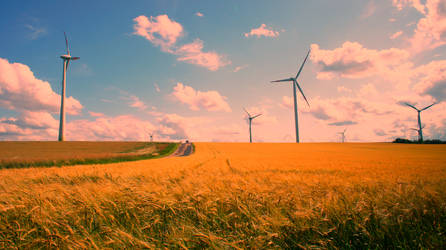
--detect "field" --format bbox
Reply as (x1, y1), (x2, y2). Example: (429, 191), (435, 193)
(0, 141), (177, 168)
(0, 143), (445, 248)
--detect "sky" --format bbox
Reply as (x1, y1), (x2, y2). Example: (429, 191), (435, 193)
(0, 0), (445, 142)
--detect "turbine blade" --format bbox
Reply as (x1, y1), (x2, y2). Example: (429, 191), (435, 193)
(420, 102), (437, 111)
(295, 80), (310, 107)
(71, 57), (80, 60)
(404, 102), (419, 111)
(252, 113), (262, 119)
(410, 128), (418, 131)
(66, 60), (70, 70)
(243, 107), (251, 118)
(64, 32), (70, 55)
(295, 48), (311, 79)
(271, 78), (293, 83)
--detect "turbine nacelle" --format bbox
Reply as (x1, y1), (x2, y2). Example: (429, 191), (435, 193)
(60, 55), (80, 60)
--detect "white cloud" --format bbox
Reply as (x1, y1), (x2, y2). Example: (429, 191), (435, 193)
(244, 24), (280, 38)
(310, 42), (410, 80)
(195, 12), (204, 17)
(133, 15), (183, 52)
(0, 58), (83, 115)
(133, 14), (230, 71)
(390, 31), (403, 39)
(233, 65), (248, 72)
(25, 24), (47, 40)
(128, 95), (147, 111)
(171, 82), (231, 112)
(175, 39), (230, 71)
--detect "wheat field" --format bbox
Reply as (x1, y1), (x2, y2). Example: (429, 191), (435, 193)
(0, 143), (445, 248)
(0, 142), (175, 169)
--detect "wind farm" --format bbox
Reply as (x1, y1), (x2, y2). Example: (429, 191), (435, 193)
(0, 1), (445, 249)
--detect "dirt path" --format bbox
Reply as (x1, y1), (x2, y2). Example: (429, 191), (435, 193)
(171, 143), (194, 157)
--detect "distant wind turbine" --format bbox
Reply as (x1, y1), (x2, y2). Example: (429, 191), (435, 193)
(58, 32), (80, 141)
(244, 108), (262, 143)
(338, 128), (347, 143)
(271, 48), (311, 143)
(404, 102), (437, 142)
(149, 133), (154, 142)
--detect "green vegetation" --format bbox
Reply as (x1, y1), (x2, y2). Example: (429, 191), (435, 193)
(0, 142), (178, 169)
(393, 138), (446, 144)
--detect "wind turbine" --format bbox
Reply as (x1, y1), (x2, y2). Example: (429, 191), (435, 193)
(271, 48), (311, 143)
(404, 102), (437, 142)
(58, 32), (80, 141)
(149, 133), (154, 142)
(244, 108), (262, 143)
(338, 128), (347, 143)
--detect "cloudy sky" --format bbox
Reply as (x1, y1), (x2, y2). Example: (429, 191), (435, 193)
(0, 0), (445, 142)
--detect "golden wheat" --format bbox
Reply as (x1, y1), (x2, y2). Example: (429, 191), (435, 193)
(0, 143), (445, 248)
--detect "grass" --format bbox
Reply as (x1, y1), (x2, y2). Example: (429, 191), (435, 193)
(0, 142), (445, 248)
(0, 141), (178, 169)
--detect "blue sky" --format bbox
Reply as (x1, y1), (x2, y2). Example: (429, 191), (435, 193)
(1, 0), (445, 142)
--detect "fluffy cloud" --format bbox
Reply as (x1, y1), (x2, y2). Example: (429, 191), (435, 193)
(244, 24), (280, 38)
(298, 94), (392, 126)
(310, 42), (410, 79)
(0, 111), (58, 140)
(414, 60), (446, 101)
(155, 112), (244, 142)
(0, 58), (82, 114)
(66, 115), (156, 141)
(393, 0), (426, 13)
(195, 12), (204, 17)
(128, 95), (147, 111)
(171, 82), (231, 112)
(176, 39), (230, 71)
(133, 15), (183, 52)
(393, 0), (446, 52)
(133, 14), (229, 71)
(411, 0), (446, 52)
(156, 113), (188, 140)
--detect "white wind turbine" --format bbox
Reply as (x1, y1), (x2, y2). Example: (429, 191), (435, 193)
(404, 102), (437, 142)
(58, 32), (80, 141)
(271, 49), (311, 143)
(244, 108), (262, 143)
(338, 128), (347, 143)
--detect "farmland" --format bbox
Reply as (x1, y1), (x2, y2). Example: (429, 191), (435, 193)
(0, 143), (445, 248)
(0, 141), (177, 169)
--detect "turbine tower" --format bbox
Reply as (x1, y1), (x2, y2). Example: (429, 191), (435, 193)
(404, 102), (437, 142)
(244, 108), (262, 143)
(271, 48), (311, 143)
(58, 32), (80, 141)
(338, 128), (347, 143)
